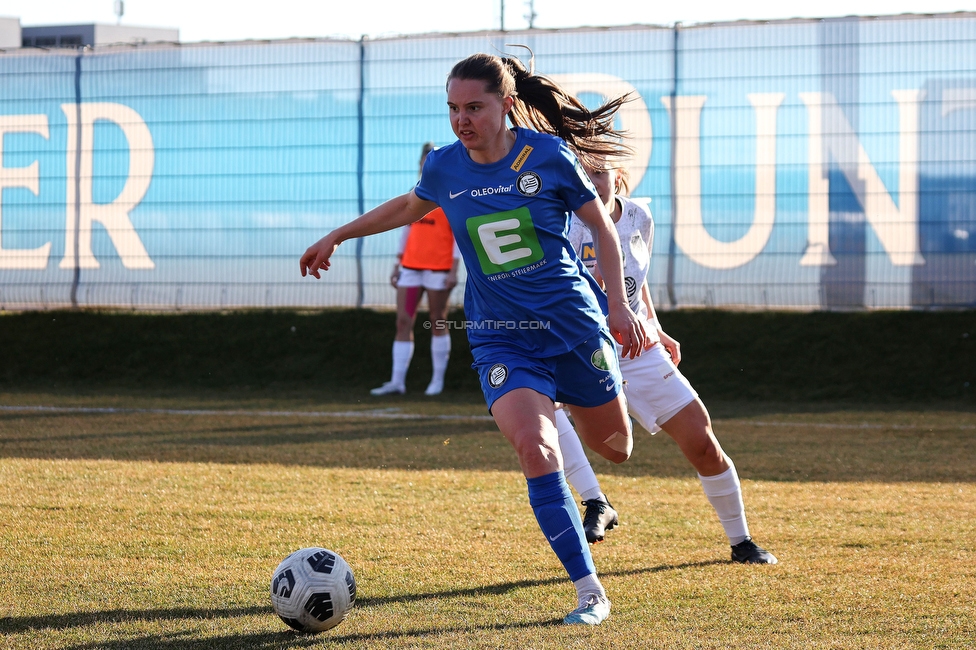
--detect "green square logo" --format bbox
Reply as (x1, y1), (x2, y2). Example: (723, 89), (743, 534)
(466, 207), (544, 275)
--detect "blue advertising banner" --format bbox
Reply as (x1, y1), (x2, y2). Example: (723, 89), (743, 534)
(1, 13), (973, 311)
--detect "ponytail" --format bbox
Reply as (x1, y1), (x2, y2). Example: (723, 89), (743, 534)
(447, 50), (631, 168)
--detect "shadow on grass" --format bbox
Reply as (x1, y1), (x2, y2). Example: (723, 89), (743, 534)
(0, 605), (270, 635)
(1, 400), (974, 482)
(59, 621), (562, 650)
(2, 560), (725, 646)
(357, 559), (726, 608)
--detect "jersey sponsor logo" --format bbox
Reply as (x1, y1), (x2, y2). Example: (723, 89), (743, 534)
(658, 363), (676, 380)
(466, 207), (544, 275)
(449, 189), (468, 199)
(580, 242), (596, 263)
(516, 171), (542, 196)
(510, 145), (534, 172)
(471, 184), (514, 197)
(488, 363), (508, 388)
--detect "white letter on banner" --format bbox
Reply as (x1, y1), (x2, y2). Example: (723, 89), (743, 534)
(60, 103), (155, 270)
(0, 115), (52, 269)
(662, 93), (785, 270)
(799, 91), (926, 267)
(550, 74), (652, 190)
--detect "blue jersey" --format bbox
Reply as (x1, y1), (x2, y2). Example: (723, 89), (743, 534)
(415, 127), (608, 356)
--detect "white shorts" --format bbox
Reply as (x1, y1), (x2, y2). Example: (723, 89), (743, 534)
(619, 342), (698, 434)
(398, 268), (451, 291)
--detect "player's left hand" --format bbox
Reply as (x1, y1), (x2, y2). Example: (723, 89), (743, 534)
(659, 329), (681, 365)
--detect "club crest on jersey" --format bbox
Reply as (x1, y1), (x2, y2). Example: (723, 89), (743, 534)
(488, 363), (508, 388)
(516, 171), (542, 197)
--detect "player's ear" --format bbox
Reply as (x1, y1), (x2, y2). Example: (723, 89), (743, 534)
(501, 95), (514, 115)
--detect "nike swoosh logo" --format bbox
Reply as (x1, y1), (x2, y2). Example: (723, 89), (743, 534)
(449, 189), (467, 199)
(606, 382), (614, 391)
(548, 526), (575, 542)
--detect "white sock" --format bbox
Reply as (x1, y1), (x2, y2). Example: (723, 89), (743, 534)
(555, 408), (603, 502)
(572, 573), (606, 605)
(429, 334), (451, 383)
(698, 463), (750, 545)
(391, 340), (414, 387)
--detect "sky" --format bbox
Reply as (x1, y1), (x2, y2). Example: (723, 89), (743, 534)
(2, 0), (973, 42)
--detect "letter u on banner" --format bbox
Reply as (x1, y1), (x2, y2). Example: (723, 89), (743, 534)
(662, 93), (785, 270)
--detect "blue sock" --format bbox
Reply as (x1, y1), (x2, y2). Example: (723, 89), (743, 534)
(526, 471), (595, 582)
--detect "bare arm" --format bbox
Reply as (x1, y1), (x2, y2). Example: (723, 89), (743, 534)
(640, 280), (679, 364)
(574, 197), (648, 358)
(300, 190), (437, 279)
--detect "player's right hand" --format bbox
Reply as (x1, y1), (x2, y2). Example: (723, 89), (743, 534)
(300, 234), (340, 279)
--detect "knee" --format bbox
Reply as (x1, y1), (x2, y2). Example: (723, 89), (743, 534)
(512, 431), (561, 468)
(602, 429), (633, 464)
(395, 313), (415, 335)
(690, 436), (728, 474)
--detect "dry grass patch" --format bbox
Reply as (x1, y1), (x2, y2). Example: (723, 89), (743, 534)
(0, 396), (973, 648)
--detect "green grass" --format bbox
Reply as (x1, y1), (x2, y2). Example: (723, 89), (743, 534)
(1, 393), (974, 648)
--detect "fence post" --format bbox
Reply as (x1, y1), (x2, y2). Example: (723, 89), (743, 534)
(666, 23), (681, 310)
(355, 36), (367, 309)
(69, 50), (84, 309)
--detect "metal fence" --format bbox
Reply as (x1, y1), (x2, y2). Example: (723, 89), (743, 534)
(1, 13), (974, 311)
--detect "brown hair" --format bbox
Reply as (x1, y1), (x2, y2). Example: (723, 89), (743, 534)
(447, 51), (631, 169)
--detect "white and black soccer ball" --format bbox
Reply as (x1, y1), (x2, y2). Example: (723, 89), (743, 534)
(270, 547), (357, 633)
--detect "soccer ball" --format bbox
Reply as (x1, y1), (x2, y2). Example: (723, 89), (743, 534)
(270, 547), (357, 633)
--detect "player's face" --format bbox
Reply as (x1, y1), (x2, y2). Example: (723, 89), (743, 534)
(447, 78), (513, 161)
(585, 161), (617, 212)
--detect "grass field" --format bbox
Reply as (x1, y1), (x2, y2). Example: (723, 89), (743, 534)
(1, 391), (974, 649)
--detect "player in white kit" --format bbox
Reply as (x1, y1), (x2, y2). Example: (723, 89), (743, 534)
(562, 160), (777, 564)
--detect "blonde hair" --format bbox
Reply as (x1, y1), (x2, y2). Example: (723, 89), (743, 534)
(615, 166), (631, 198)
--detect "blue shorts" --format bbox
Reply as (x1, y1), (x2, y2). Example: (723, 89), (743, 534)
(472, 329), (623, 413)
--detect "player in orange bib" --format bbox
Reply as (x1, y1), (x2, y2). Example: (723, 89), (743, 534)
(371, 143), (461, 397)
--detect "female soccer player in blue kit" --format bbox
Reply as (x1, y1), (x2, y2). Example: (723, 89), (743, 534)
(300, 52), (649, 625)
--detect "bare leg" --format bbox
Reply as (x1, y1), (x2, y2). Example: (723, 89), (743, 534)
(491, 388), (562, 478)
(566, 394), (633, 464)
(658, 398), (730, 477)
(395, 285), (425, 341)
